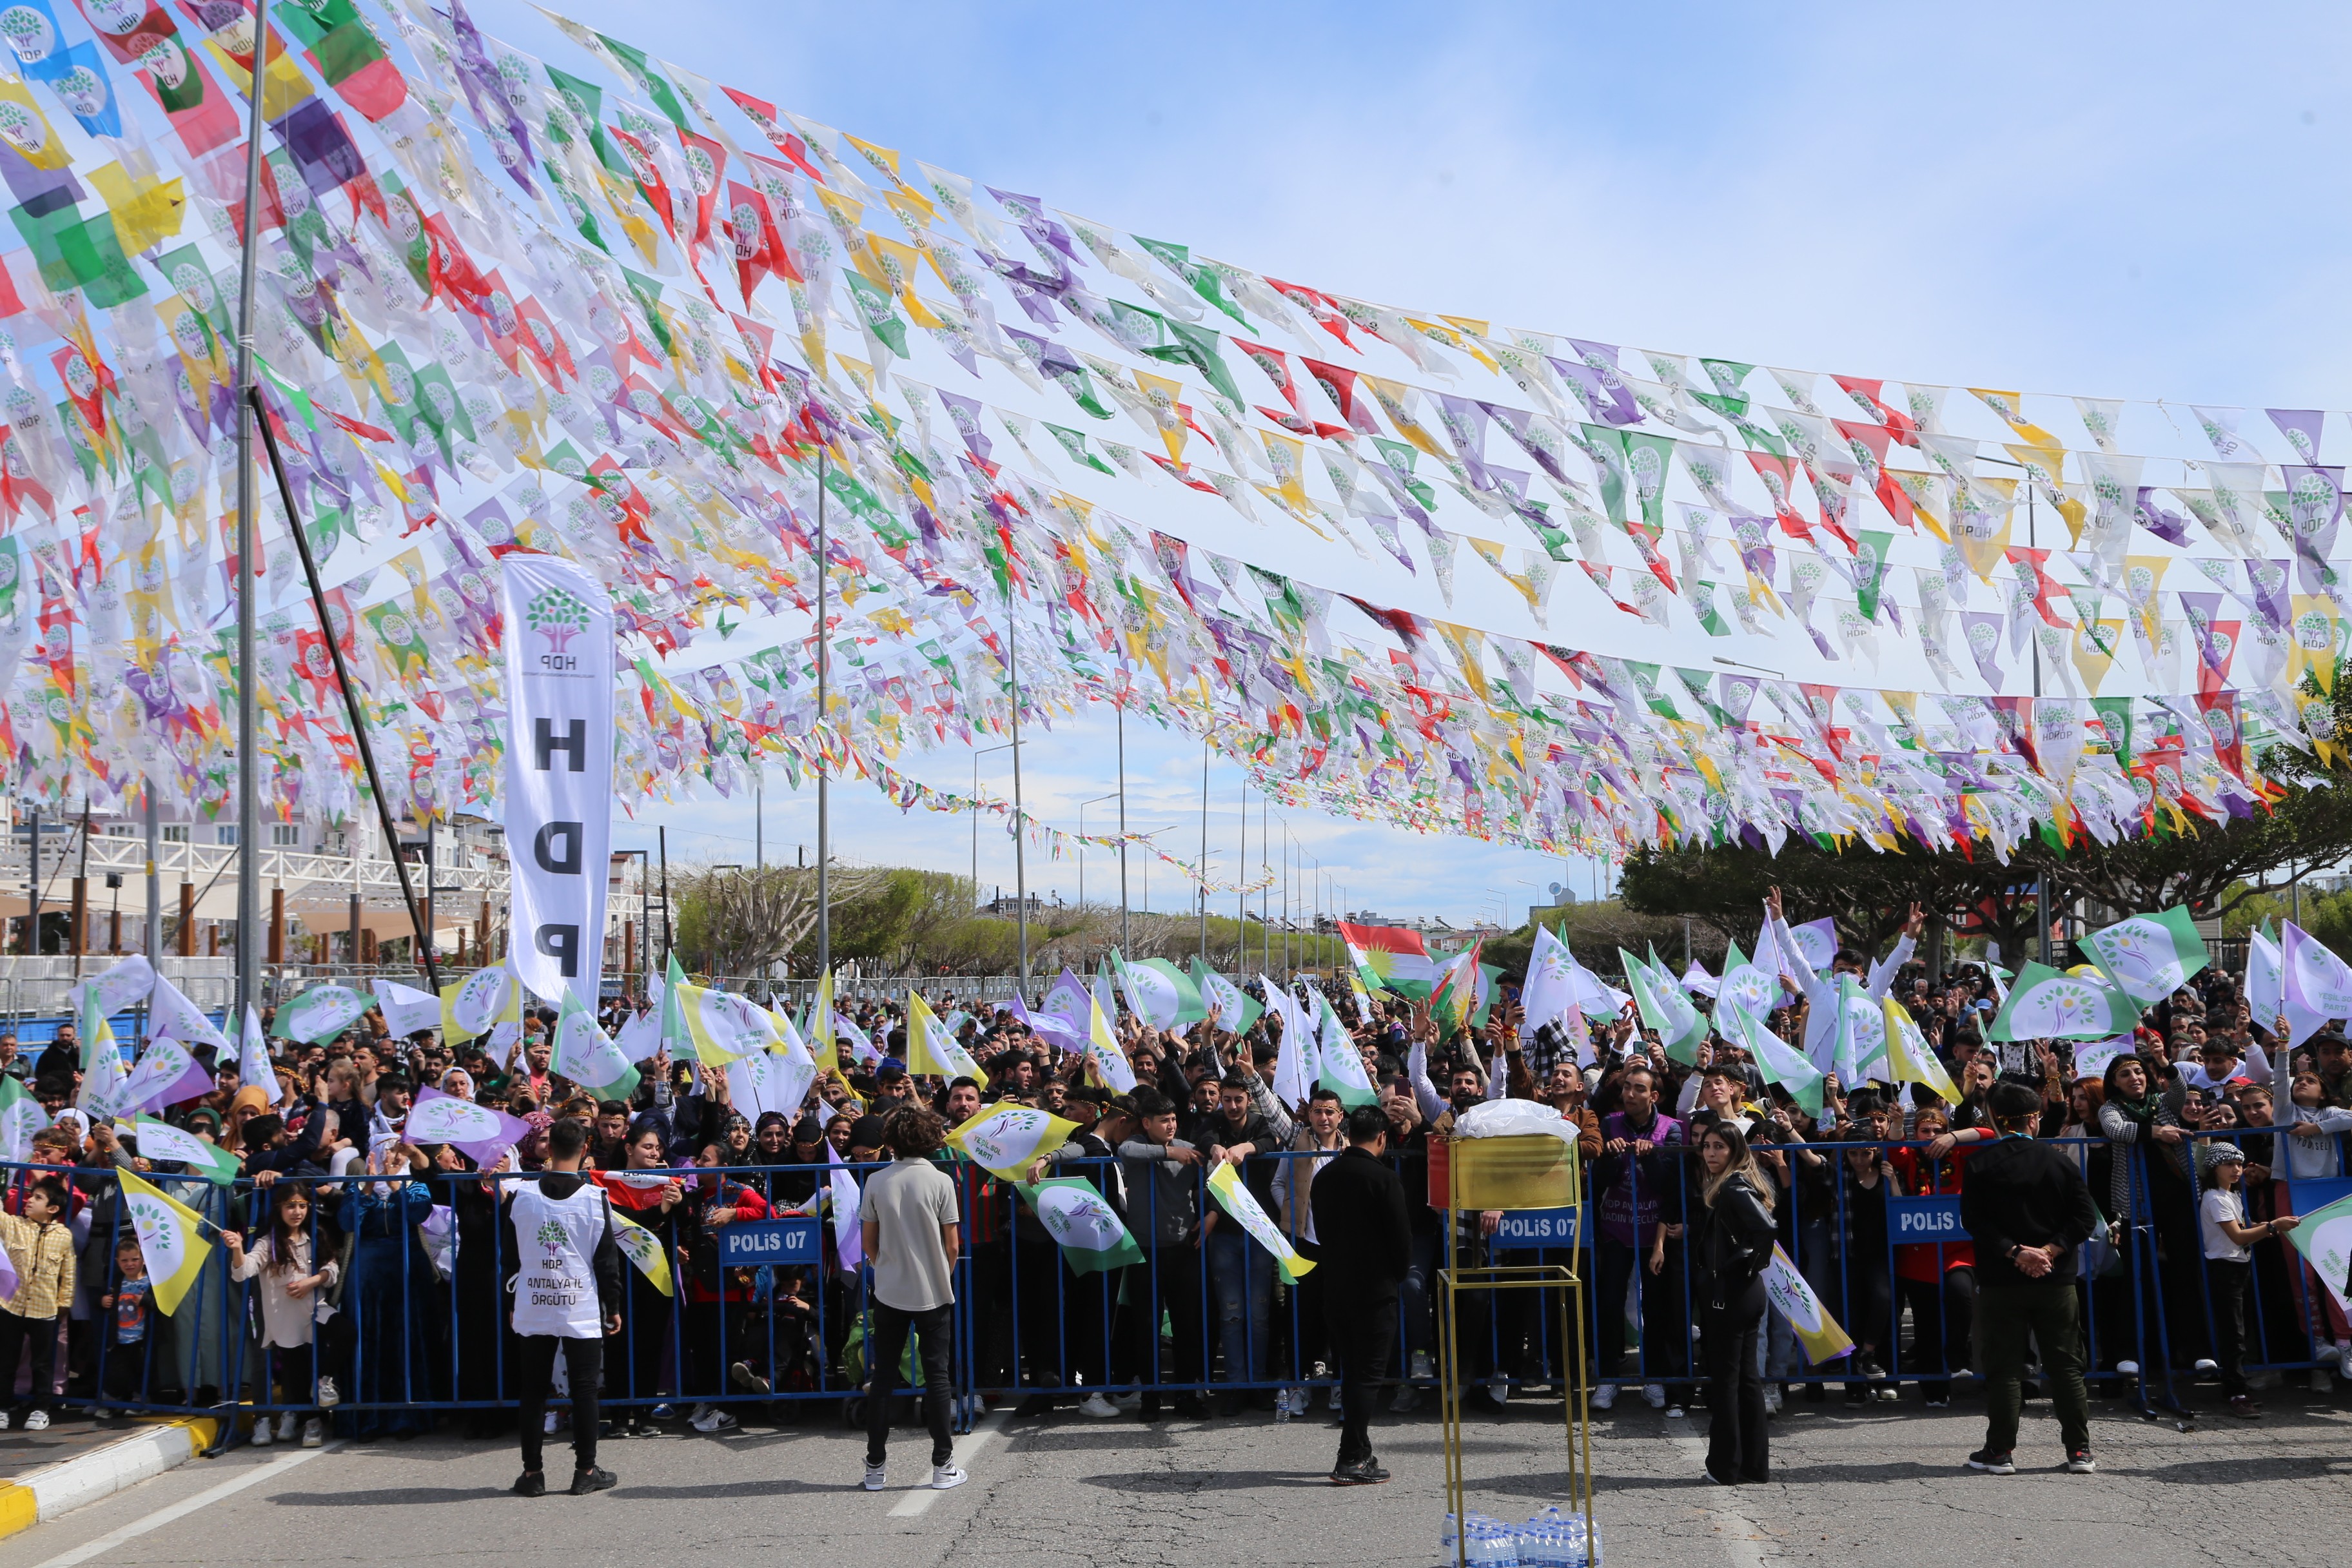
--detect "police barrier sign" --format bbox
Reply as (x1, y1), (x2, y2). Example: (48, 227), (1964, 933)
(718, 1216), (822, 1266)
(1888, 1195), (1969, 1242)
(1491, 1206), (1587, 1250)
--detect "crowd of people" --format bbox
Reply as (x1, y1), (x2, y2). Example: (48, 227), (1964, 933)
(0, 901), (2344, 1490)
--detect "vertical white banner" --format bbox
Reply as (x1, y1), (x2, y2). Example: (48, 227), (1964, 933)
(501, 556), (614, 1005)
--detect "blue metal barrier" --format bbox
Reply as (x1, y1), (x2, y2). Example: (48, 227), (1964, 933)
(10, 1122), (2343, 1447)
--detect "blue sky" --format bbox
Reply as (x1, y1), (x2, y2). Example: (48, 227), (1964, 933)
(476, 0), (2352, 922)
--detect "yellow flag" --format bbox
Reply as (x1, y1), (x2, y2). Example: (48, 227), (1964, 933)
(1882, 997), (1961, 1105)
(612, 1211), (674, 1297)
(117, 1170), (213, 1317)
(808, 970), (838, 1075)
(905, 991), (984, 1079)
(1206, 1162), (1315, 1283)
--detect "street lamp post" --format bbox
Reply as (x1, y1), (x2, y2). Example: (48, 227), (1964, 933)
(1077, 792), (1117, 916)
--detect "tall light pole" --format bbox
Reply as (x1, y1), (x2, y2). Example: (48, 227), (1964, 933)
(1077, 792), (1117, 915)
(815, 445), (830, 978)
(1115, 677), (1132, 956)
(1197, 741), (1210, 960)
(230, 17), (272, 1020)
(1007, 579), (1029, 987)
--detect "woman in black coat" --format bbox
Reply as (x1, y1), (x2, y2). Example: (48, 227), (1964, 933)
(1694, 1121), (1779, 1485)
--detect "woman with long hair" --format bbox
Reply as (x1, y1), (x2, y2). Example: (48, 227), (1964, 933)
(1694, 1121), (1777, 1485)
(596, 1119), (687, 1432)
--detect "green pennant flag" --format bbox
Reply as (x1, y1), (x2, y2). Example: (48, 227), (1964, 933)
(1141, 317), (1246, 409)
(1190, 959), (1263, 1035)
(1044, 422), (1116, 475)
(1621, 947), (1707, 1065)
(596, 34), (694, 129)
(1017, 1177), (1144, 1273)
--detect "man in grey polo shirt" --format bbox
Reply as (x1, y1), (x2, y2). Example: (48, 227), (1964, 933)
(859, 1104), (967, 1493)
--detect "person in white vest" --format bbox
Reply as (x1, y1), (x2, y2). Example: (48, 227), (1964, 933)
(505, 1119), (623, 1497)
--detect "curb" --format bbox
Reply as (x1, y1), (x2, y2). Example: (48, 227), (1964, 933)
(0, 1416), (219, 1540)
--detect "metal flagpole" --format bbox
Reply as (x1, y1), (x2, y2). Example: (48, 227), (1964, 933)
(1197, 742), (1210, 961)
(251, 395), (439, 989)
(142, 793), (159, 963)
(816, 447), (830, 977)
(1009, 576), (1028, 987)
(1116, 691), (1130, 956)
(2029, 480), (2051, 966)
(1235, 772), (1246, 970)
(231, 15), (272, 1021)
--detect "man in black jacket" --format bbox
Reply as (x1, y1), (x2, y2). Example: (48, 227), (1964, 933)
(1959, 1081), (2099, 1476)
(1308, 1105), (1411, 1485)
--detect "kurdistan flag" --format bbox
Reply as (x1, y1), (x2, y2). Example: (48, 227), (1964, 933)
(948, 1102), (1079, 1181)
(1763, 1242), (1853, 1364)
(1017, 1177), (1144, 1272)
(1190, 959), (1263, 1035)
(2082, 906), (2208, 1006)
(1986, 961), (2137, 1041)
(1206, 1161), (1317, 1282)
(612, 1211), (674, 1296)
(117, 1169), (213, 1315)
(2284, 1192), (2352, 1317)
(115, 1116), (241, 1184)
(271, 984), (368, 1044)
(1337, 921), (1436, 997)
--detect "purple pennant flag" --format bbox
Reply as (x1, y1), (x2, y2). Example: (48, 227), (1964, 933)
(2283, 466), (2346, 585)
(1551, 351), (1640, 427)
(1958, 610), (2005, 687)
(2268, 408), (2326, 464)
(2178, 592), (2224, 671)
(2133, 487), (2191, 545)
(447, 0), (534, 197)
(2246, 560), (2291, 629)
(404, 1087), (531, 1163)
(936, 389), (990, 462)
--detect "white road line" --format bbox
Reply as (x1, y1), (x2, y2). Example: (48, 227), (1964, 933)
(25, 1442), (345, 1568)
(887, 1411), (1007, 1517)
(1663, 1425), (1771, 1568)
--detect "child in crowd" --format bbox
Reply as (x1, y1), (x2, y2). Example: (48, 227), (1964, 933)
(224, 1182), (339, 1447)
(2199, 1144), (2298, 1419)
(0, 1178), (76, 1429)
(97, 1233), (182, 1407)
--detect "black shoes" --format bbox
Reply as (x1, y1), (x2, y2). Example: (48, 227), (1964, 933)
(1966, 1448), (2015, 1475)
(569, 1466), (618, 1495)
(513, 1471), (546, 1498)
(1330, 1456), (1391, 1485)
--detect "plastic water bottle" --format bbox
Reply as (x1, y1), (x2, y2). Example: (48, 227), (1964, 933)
(1441, 1512), (1460, 1563)
(1275, 1387), (1292, 1422)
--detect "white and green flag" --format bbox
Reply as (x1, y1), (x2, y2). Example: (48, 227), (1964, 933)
(273, 984), (368, 1044)
(554, 989), (640, 1097)
(948, 1102), (1079, 1181)
(1264, 977), (1317, 1104)
(1115, 952), (1206, 1030)
(1191, 959), (1262, 1035)
(1621, 947), (1706, 1065)
(1207, 1161), (1317, 1283)
(1986, 961), (2137, 1041)
(114, 1115), (240, 1184)
(1714, 939), (1779, 1026)
(2082, 906), (2208, 1006)
(1724, 1003), (1823, 1117)
(239, 1005), (281, 1107)
(1837, 974), (1890, 1084)
(1017, 1177), (1144, 1273)
(0, 1078), (46, 1164)
(1313, 988), (1377, 1108)
(2284, 1191), (2352, 1318)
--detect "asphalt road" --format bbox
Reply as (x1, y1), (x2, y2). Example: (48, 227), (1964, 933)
(1, 1384), (2345, 1568)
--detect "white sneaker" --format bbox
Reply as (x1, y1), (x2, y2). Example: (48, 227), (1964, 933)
(275, 1411), (298, 1442)
(1591, 1384), (1617, 1410)
(300, 1418), (324, 1448)
(250, 1417), (274, 1447)
(1079, 1393), (1118, 1419)
(2193, 1358), (2219, 1375)
(1110, 1392), (1142, 1412)
(2115, 1360), (2140, 1377)
(1763, 1384), (1782, 1416)
(863, 1462), (887, 1492)
(23, 1411), (47, 1432)
(544, 1412), (560, 1435)
(1410, 1350), (1433, 1381)
(931, 1463), (968, 1491)
(691, 1407), (739, 1433)
(1327, 1385), (1342, 1411)
(316, 1377), (339, 1409)
(1642, 1384), (1666, 1409)
(1486, 1376), (1509, 1406)
(0, 1412), (11, 1431)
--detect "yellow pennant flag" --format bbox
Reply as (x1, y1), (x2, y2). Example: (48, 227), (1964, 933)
(905, 991), (985, 1080)
(117, 1170), (213, 1317)
(1883, 997), (1962, 1106)
(440, 964), (522, 1046)
(1206, 1162), (1316, 1283)
(808, 970), (838, 1075)
(947, 1102), (1079, 1181)
(1763, 1242), (1853, 1364)
(611, 1211), (674, 1297)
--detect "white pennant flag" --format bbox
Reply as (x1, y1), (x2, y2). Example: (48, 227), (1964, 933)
(240, 1005), (281, 1107)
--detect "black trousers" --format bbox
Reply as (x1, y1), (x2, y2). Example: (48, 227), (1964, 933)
(0, 1310), (56, 1413)
(865, 1300), (954, 1468)
(2207, 1259), (2251, 1398)
(1595, 1238), (1688, 1382)
(1700, 1277), (1767, 1482)
(517, 1335), (602, 1475)
(1326, 1287), (1398, 1467)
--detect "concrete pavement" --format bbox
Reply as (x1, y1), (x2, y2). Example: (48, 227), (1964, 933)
(0, 1387), (2342, 1568)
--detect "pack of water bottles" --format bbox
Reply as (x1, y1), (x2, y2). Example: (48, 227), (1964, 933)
(1438, 1505), (1596, 1567)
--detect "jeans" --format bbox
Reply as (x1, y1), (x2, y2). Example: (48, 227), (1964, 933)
(1206, 1226), (1273, 1386)
(1981, 1282), (2090, 1455)
(517, 1335), (602, 1475)
(1701, 1277), (1767, 1482)
(865, 1300), (954, 1468)
(1398, 1228), (1440, 1367)
(1326, 1287), (1398, 1467)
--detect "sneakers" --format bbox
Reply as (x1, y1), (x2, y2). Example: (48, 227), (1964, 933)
(1642, 1384), (1665, 1409)
(1328, 1384), (1342, 1412)
(300, 1418), (324, 1448)
(2193, 1358), (2219, 1376)
(691, 1407), (740, 1433)
(543, 1411), (560, 1436)
(1330, 1458), (1384, 1485)
(1761, 1384), (1781, 1417)
(2114, 1360), (2140, 1377)
(23, 1410), (47, 1432)
(569, 1466), (617, 1496)
(931, 1463), (968, 1491)
(1410, 1351), (1433, 1381)
(2227, 1395), (2261, 1419)
(2313, 1369), (2337, 1395)
(250, 1416), (275, 1448)
(0, 1412), (11, 1431)
(513, 1470), (547, 1498)
(650, 1404), (678, 1423)
(276, 1411), (299, 1442)
(2065, 1447), (2097, 1473)
(1109, 1392), (1142, 1413)
(730, 1361), (772, 1395)
(315, 1377), (340, 1409)
(863, 1462), (888, 1492)
(1966, 1448), (2015, 1475)
(1876, 1386), (1900, 1402)
(1924, 1395), (1951, 1409)
(1489, 1376), (1511, 1406)
(1079, 1394), (1119, 1419)
(1389, 1383), (1422, 1414)
(1591, 1383), (1617, 1411)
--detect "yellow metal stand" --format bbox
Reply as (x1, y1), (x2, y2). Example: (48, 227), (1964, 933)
(1436, 1133), (1592, 1568)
